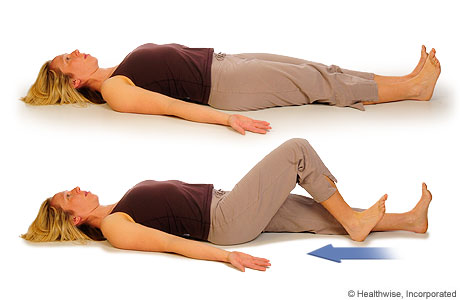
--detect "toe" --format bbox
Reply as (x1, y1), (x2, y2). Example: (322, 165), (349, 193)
(380, 194), (388, 202)
(422, 183), (428, 192)
(422, 183), (433, 199)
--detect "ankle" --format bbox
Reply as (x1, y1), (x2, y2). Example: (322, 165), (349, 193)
(404, 78), (423, 99)
(342, 212), (362, 238)
(403, 211), (416, 226)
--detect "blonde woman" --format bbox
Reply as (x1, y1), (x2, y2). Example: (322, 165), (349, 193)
(22, 139), (433, 272)
(22, 44), (441, 135)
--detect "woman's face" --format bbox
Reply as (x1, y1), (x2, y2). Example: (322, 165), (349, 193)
(51, 186), (99, 225)
(50, 49), (99, 88)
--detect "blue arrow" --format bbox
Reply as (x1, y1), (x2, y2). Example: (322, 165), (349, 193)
(308, 244), (395, 263)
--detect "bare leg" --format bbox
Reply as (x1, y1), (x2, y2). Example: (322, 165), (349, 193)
(320, 177), (386, 242)
(372, 45), (428, 84)
(363, 49), (441, 104)
(265, 182), (432, 237)
(372, 183), (432, 233)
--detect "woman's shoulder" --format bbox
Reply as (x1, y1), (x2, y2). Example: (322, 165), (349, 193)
(101, 212), (138, 249)
(101, 212), (135, 231)
(102, 75), (135, 90)
(100, 75), (135, 101)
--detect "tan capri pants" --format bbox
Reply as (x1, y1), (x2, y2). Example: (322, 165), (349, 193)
(207, 138), (353, 246)
(208, 52), (379, 111)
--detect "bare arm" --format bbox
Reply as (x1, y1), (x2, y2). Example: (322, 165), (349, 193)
(101, 213), (271, 271)
(101, 76), (271, 135)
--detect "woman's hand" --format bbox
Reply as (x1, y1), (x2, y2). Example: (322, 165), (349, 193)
(228, 114), (272, 135)
(227, 251), (271, 272)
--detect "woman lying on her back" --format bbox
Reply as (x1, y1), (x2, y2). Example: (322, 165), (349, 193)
(22, 44), (441, 134)
(22, 139), (432, 271)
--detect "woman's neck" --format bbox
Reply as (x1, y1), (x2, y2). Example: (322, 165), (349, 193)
(85, 66), (118, 92)
(85, 203), (118, 229)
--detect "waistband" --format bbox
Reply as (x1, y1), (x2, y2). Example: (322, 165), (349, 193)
(214, 52), (226, 61)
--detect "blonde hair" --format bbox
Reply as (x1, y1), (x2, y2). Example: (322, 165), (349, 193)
(21, 198), (105, 243)
(20, 61), (105, 106)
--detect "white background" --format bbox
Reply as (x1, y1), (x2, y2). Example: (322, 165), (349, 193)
(1, 0), (458, 299)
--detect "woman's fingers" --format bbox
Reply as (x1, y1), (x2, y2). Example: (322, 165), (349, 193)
(247, 120), (271, 134)
(256, 123), (271, 130)
(229, 114), (272, 134)
(233, 260), (246, 272)
(245, 257), (271, 271)
(232, 124), (246, 135)
(239, 122), (267, 134)
(254, 124), (271, 130)
(248, 125), (269, 134)
(247, 263), (267, 271)
(253, 120), (271, 128)
(254, 119), (271, 126)
(253, 258), (271, 268)
(248, 126), (268, 134)
(229, 251), (271, 272)
(253, 256), (271, 264)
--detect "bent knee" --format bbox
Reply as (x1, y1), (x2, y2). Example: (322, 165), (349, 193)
(283, 138), (311, 148)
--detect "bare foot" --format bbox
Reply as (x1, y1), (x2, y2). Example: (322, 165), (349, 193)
(407, 183), (432, 233)
(346, 195), (387, 242)
(408, 48), (442, 101)
(407, 45), (428, 78)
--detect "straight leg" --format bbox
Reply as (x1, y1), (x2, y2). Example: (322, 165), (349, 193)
(208, 53), (378, 111)
(209, 46), (440, 111)
(263, 193), (349, 235)
(234, 53), (374, 80)
(372, 183), (432, 233)
(264, 182), (432, 236)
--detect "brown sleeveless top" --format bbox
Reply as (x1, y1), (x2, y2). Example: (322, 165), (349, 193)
(110, 43), (214, 104)
(111, 180), (214, 241)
